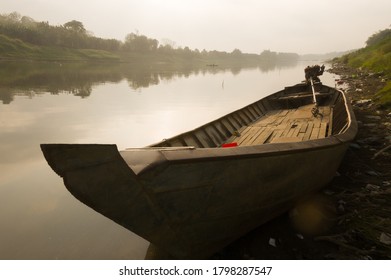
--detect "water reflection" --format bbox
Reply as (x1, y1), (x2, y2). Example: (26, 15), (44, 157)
(0, 59), (298, 104)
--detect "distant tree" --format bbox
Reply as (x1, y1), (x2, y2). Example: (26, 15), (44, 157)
(20, 16), (35, 26)
(277, 52), (299, 61)
(260, 50), (278, 61)
(123, 33), (159, 52)
(7, 12), (21, 22)
(63, 20), (86, 34)
(231, 48), (242, 56)
(158, 44), (174, 54)
(161, 38), (176, 48)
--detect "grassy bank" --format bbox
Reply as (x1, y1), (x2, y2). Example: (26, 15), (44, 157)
(335, 28), (391, 107)
(0, 34), (120, 62)
(0, 33), (265, 70)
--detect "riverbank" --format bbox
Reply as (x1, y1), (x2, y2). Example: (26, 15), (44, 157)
(0, 34), (268, 68)
(210, 62), (391, 260)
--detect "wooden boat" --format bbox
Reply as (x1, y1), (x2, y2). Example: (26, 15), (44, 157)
(41, 81), (357, 259)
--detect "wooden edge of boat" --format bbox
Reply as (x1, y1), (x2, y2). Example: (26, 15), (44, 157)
(40, 83), (357, 174)
(40, 143), (169, 245)
(40, 143), (122, 177)
(40, 84), (358, 183)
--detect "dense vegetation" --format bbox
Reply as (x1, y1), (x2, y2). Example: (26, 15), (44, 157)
(0, 12), (299, 66)
(336, 28), (391, 106)
(0, 12), (121, 51)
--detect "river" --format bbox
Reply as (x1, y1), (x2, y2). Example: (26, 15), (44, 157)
(0, 60), (337, 259)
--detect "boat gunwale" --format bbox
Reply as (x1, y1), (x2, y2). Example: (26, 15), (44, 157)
(41, 84), (357, 177)
(147, 84), (356, 146)
(123, 87), (357, 172)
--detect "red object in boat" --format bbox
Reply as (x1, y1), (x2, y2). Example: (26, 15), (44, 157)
(222, 142), (238, 148)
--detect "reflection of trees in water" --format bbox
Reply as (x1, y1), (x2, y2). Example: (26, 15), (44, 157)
(0, 87), (15, 104)
(0, 62), (122, 103)
(124, 69), (160, 90)
(258, 59), (298, 72)
(0, 59), (298, 104)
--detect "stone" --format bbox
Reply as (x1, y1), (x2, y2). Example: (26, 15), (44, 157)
(356, 99), (372, 105)
(363, 123), (377, 127)
(382, 181), (391, 187)
(365, 115), (381, 120)
(349, 143), (361, 149)
(365, 170), (379, 176)
(268, 238), (277, 247)
(379, 233), (391, 245)
(365, 184), (381, 191)
(296, 234), (304, 240)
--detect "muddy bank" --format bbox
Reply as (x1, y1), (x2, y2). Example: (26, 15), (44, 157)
(211, 63), (391, 260)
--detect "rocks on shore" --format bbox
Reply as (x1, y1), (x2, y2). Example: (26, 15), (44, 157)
(325, 63), (391, 259)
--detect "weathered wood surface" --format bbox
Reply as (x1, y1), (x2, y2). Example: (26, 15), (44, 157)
(229, 104), (331, 145)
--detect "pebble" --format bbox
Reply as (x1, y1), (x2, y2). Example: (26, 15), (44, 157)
(296, 234), (304, 240)
(268, 238), (277, 247)
(365, 170), (379, 176)
(349, 143), (361, 149)
(379, 233), (391, 245)
(365, 115), (381, 120)
(365, 184), (381, 191)
(362, 255), (373, 260)
(383, 181), (391, 187)
(338, 199), (347, 205)
(356, 99), (372, 105)
(242, 253), (251, 259)
(323, 189), (335, 195)
(337, 199), (346, 213)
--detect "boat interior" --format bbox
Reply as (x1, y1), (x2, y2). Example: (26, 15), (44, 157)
(151, 83), (348, 148)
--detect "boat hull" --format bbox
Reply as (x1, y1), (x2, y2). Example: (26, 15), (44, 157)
(41, 83), (357, 258)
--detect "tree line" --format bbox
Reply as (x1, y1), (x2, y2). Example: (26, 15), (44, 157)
(0, 12), (299, 62)
(0, 12), (121, 51)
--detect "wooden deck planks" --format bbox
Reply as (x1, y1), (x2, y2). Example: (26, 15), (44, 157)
(319, 122), (328, 138)
(229, 104), (331, 145)
(240, 127), (265, 146)
(302, 122), (314, 141)
(252, 129), (273, 145)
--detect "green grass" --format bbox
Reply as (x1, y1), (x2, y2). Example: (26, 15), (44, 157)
(345, 42), (391, 73)
(0, 34), (120, 61)
(376, 81), (391, 107)
(0, 34), (38, 55)
(337, 34), (391, 107)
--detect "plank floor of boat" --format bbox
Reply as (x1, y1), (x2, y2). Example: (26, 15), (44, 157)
(229, 104), (332, 145)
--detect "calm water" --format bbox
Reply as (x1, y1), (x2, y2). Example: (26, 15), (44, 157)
(0, 60), (337, 259)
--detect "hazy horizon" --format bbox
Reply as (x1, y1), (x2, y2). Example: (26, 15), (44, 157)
(2, 0), (390, 54)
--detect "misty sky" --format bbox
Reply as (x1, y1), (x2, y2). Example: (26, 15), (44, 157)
(2, 0), (390, 54)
